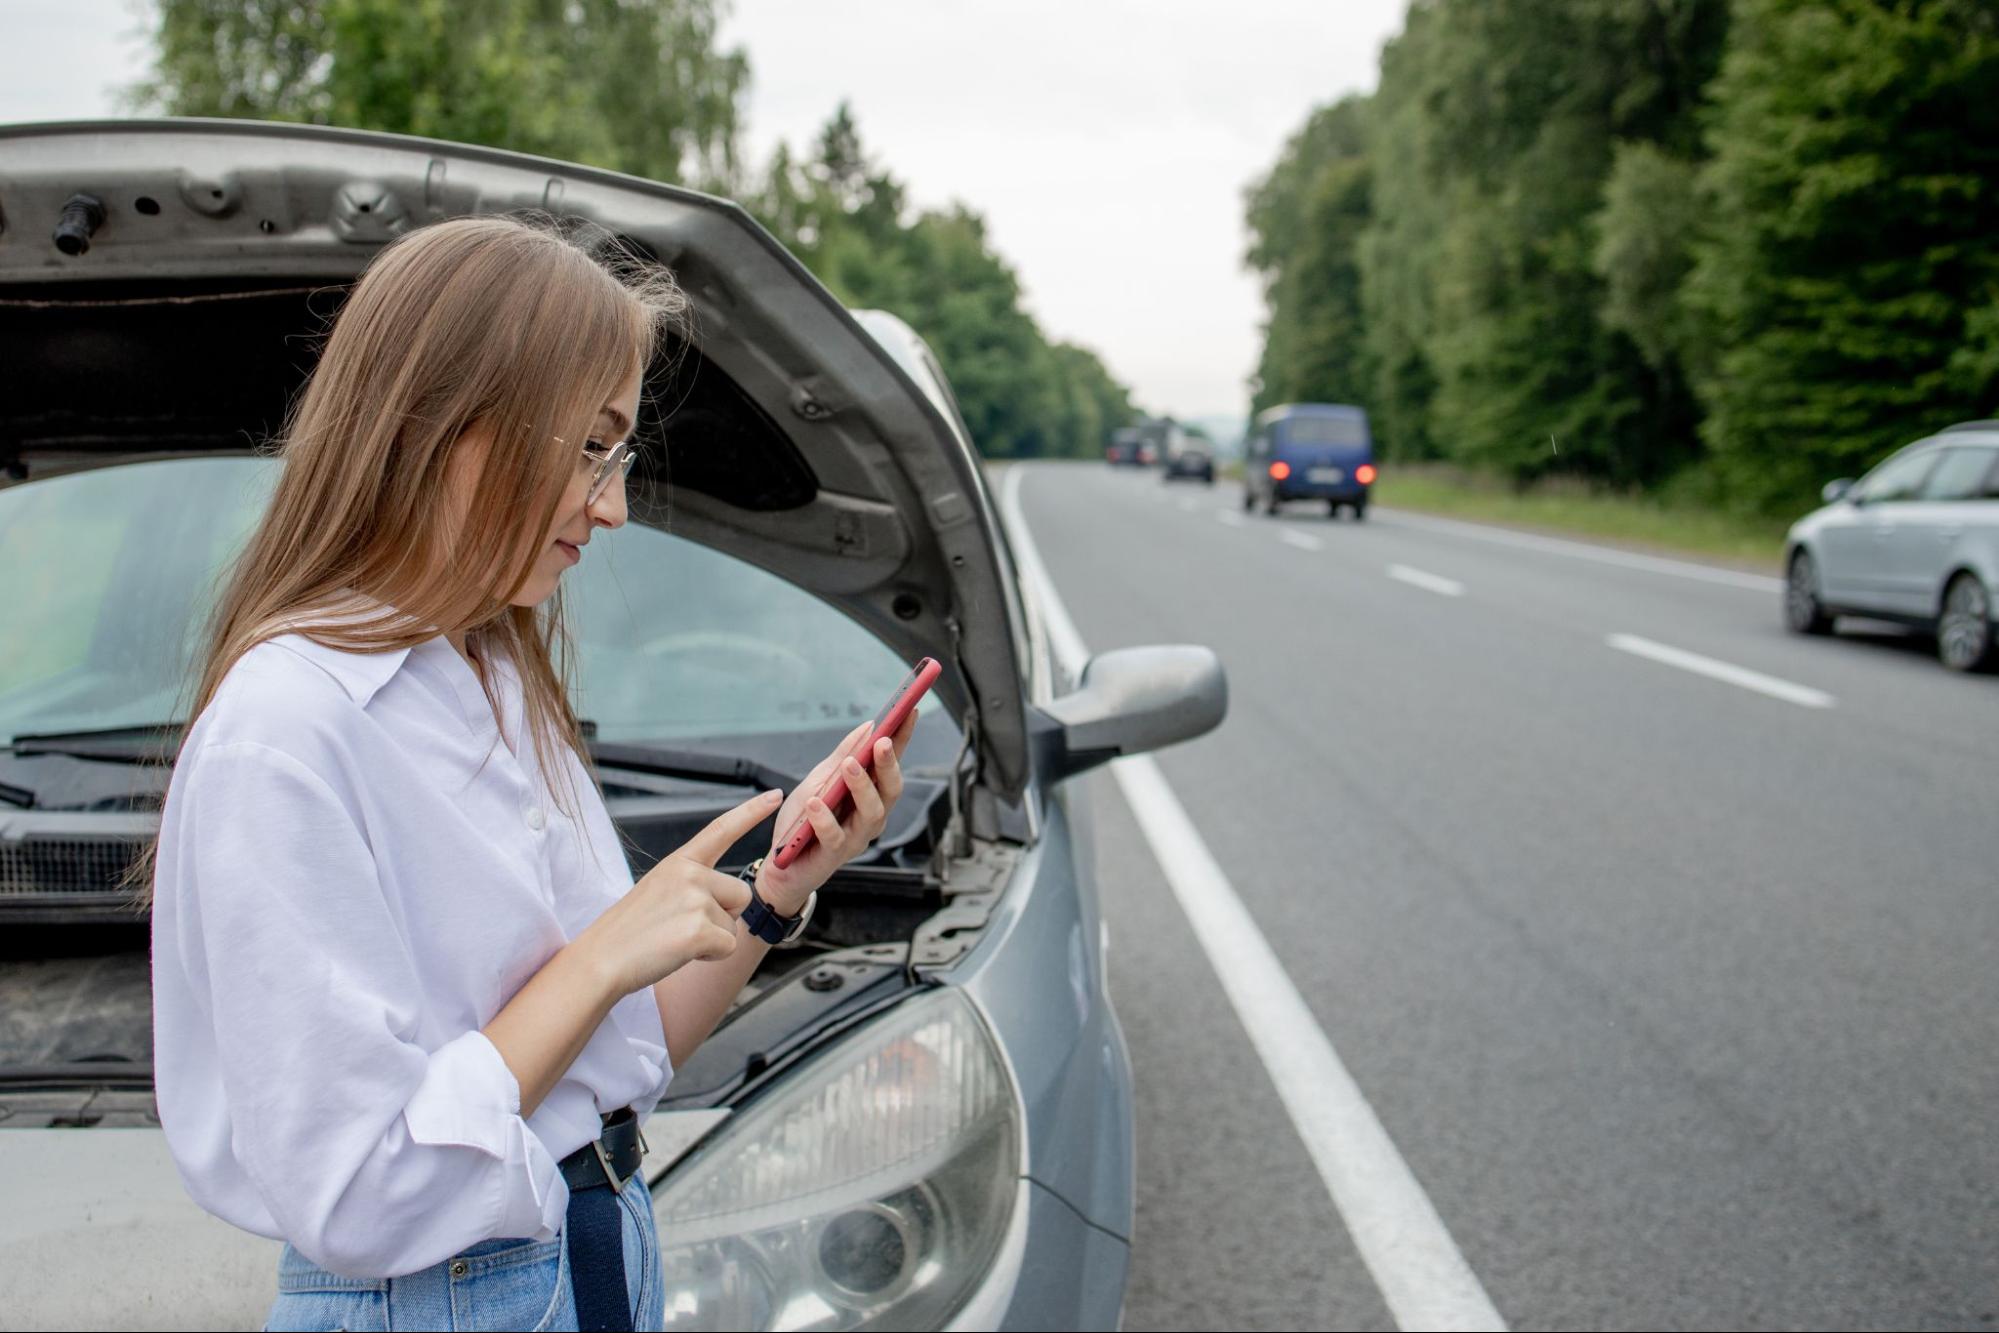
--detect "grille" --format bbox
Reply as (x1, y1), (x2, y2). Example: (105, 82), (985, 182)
(0, 837), (145, 901)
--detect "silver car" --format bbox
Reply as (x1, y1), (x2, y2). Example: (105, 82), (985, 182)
(0, 119), (1226, 1330)
(1783, 422), (1999, 672)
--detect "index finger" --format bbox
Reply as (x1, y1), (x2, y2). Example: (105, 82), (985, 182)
(708, 866), (753, 917)
(678, 788), (784, 867)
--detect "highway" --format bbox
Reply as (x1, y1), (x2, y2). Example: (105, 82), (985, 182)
(1006, 461), (1998, 1331)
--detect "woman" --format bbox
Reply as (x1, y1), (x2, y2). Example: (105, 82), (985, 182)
(147, 215), (914, 1331)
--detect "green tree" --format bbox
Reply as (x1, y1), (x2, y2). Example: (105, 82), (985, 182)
(751, 106), (1139, 459)
(1594, 143), (1703, 375)
(1686, 0), (1999, 512)
(1244, 96), (1372, 416)
(1406, 0), (1728, 485)
(1251, 0), (1727, 480)
(130, 0), (747, 190)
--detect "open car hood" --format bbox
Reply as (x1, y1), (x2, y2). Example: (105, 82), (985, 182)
(0, 119), (1032, 797)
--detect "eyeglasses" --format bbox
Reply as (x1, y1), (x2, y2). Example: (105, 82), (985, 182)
(560, 437), (639, 506)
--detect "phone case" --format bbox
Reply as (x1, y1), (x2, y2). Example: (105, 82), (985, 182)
(770, 657), (941, 870)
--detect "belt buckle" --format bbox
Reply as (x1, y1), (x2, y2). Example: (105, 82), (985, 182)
(591, 1137), (631, 1192)
(590, 1118), (650, 1192)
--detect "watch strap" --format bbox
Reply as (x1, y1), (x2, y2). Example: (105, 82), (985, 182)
(738, 859), (810, 946)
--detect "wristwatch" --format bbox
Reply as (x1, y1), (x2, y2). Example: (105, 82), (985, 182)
(737, 858), (816, 948)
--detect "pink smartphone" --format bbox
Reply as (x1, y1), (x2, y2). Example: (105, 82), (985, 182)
(770, 657), (941, 870)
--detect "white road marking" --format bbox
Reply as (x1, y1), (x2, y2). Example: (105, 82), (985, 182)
(1001, 465), (1508, 1333)
(1217, 509), (1246, 527)
(1606, 633), (1835, 709)
(1381, 509), (1782, 592)
(1388, 564), (1465, 598)
(1280, 529), (1324, 552)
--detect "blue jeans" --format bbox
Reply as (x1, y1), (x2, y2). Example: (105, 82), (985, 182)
(264, 1174), (664, 1332)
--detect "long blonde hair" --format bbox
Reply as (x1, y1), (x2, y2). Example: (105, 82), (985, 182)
(136, 214), (686, 900)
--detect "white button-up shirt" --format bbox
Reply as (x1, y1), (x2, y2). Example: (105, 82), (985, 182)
(150, 627), (671, 1278)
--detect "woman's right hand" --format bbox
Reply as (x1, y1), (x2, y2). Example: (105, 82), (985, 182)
(576, 788), (782, 995)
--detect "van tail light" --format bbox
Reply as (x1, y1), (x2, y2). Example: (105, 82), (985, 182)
(1269, 461), (1291, 480)
(1356, 464), (1378, 485)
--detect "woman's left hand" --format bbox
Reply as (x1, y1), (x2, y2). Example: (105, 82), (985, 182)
(756, 710), (917, 914)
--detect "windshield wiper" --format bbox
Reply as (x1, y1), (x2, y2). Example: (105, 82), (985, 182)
(0, 1060), (154, 1090)
(586, 739), (801, 795)
(6, 723), (181, 764)
(0, 779), (32, 808)
(4, 724), (806, 797)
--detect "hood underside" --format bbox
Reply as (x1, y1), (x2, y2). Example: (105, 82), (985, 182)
(0, 119), (1031, 797)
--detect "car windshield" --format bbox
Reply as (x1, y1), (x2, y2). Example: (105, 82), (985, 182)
(1279, 416), (1367, 447)
(0, 458), (912, 748)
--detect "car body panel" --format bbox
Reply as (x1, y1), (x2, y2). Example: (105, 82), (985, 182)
(0, 1127), (284, 1331)
(997, 1183), (1130, 1331)
(956, 785), (1133, 1236)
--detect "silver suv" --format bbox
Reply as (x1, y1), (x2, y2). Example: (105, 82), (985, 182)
(1784, 422), (1999, 671)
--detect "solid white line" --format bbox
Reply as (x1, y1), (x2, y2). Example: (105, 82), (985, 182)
(1001, 465), (1507, 1333)
(1381, 508), (1782, 592)
(1217, 509), (1246, 527)
(1003, 467), (1089, 670)
(1280, 529), (1324, 552)
(1388, 564), (1466, 598)
(1606, 633), (1836, 708)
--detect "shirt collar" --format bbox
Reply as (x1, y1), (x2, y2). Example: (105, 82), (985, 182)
(274, 634), (414, 707)
(265, 589), (433, 707)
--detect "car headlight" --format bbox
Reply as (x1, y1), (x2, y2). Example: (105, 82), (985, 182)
(650, 987), (1022, 1330)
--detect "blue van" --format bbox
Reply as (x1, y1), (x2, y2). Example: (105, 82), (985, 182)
(1243, 403), (1377, 519)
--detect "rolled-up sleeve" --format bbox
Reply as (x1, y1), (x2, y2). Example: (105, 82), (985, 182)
(169, 741), (567, 1277)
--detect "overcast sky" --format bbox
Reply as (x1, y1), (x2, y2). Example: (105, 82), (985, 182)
(0, 0), (1407, 422)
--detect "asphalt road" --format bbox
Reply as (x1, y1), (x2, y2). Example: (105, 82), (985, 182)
(1010, 462), (1998, 1332)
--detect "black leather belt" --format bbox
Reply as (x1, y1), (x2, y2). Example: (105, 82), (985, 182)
(561, 1105), (647, 1194)
(559, 1107), (647, 1332)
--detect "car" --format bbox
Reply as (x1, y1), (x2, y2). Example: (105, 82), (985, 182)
(1243, 402), (1377, 518)
(1783, 421), (1999, 672)
(0, 118), (1229, 1329)
(1162, 445), (1215, 484)
(1105, 425), (1154, 466)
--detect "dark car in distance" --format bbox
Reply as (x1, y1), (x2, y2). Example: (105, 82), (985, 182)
(1105, 426), (1154, 466)
(1163, 446), (1215, 484)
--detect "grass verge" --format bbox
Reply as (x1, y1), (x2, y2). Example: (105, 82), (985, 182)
(1368, 464), (1789, 569)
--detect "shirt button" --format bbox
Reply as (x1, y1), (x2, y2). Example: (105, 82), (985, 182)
(525, 806), (545, 832)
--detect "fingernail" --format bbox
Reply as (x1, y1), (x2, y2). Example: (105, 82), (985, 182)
(763, 789), (783, 803)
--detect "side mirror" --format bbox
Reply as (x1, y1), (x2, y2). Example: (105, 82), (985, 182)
(1033, 645), (1227, 783)
(1823, 478), (1854, 504)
